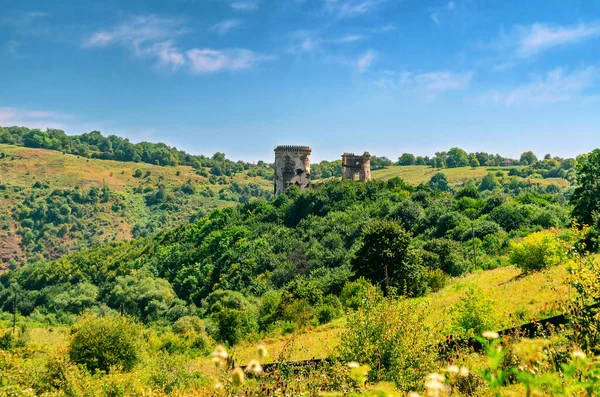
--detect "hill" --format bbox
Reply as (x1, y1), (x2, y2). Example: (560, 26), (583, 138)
(0, 144), (272, 267)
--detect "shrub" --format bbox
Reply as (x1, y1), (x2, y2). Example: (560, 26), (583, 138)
(204, 290), (258, 345)
(509, 230), (563, 273)
(68, 315), (143, 373)
(425, 268), (449, 292)
(339, 288), (438, 391)
(450, 285), (498, 338)
(340, 278), (375, 310)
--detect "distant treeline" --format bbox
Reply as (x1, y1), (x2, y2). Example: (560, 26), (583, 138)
(0, 126), (267, 175)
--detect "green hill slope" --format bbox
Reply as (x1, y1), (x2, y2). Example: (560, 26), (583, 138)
(0, 144), (272, 267)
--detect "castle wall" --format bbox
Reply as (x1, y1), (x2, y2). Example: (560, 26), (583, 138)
(341, 152), (371, 182)
(274, 146), (311, 197)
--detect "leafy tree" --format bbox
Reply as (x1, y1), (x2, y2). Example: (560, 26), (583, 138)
(446, 147), (469, 168)
(133, 169), (143, 178)
(469, 155), (480, 168)
(479, 172), (501, 191)
(572, 149), (600, 226)
(398, 153), (416, 166)
(352, 220), (426, 296)
(415, 156), (426, 165)
(428, 172), (450, 192)
(520, 151), (538, 165)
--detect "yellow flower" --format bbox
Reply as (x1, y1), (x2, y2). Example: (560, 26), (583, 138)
(446, 365), (459, 374)
(213, 345), (229, 360)
(347, 361), (361, 368)
(573, 350), (586, 360)
(458, 367), (469, 378)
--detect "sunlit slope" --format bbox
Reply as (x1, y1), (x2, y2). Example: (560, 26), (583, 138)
(371, 165), (570, 187)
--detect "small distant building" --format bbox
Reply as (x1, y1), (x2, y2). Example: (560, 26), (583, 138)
(341, 152), (371, 182)
(273, 145), (312, 197)
(500, 159), (515, 167)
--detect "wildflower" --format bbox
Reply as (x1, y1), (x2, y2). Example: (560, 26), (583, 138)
(482, 331), (499, 339)
(573, 350), (586, 360)
(408, 392), (420, 397)
(424, 373), (447, 397)
(213, 345), (229, 360)
(214, 383), (224, 391)
(245, 359), (263, 375)
(232, 367), (245, 386)
(458, 367), (469, 378)
(347, 361), (361, 368)
(446, 365), (459, 374)
(257, 344), (268, 359)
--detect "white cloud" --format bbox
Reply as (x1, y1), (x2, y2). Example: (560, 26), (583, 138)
(490, 67), (598, 106)
(84, 15), (269, 73)
(210, 19), (242, 35)
(517, 22), (600, 56)
(83, 15), (187, 69)
(287, 31), (366, 54)
(377, 70), (473, 96)
(231, 1), (259, 11)
(430, 12), (440, 25)
(324, 0), (387, 18)
(186, 49), (273, 73)
(357, 50), (376, 72)
(0, 107), (73, 129)
(446, 1), (455, 11)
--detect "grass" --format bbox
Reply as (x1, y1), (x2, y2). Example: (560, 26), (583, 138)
(371, 165), (570, 187)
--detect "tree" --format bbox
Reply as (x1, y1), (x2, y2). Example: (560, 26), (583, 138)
(479, 172), (500, 191)
(446, 147), (469, 168)
(415, 156), (426, 165)
(520, 151), (538, 165)
(572, 149), (600, 226)
(398, 153), (416, 166)
(428, 172), (450, 192)
(352, 220), (426, 296)
(469, 155), (480, 168)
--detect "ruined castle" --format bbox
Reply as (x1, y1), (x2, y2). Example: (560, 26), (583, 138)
(274, 146), (371, 197)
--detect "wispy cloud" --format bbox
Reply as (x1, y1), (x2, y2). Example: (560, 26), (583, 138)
(377, 70), (473, 97)
(209, 19), (242, 35)
(517, 22), (600, 56)
(186, 49), (273, 73)
(84, 15), (270, 73)
(83, 15), (188, 69)
(357, 49), (376, 72)
(430, 1), (456, 26)
(490, 67), (598, 106)
(231, 1), (259, 12)
(0, 107), (73, 129)
(287, 30), (366, 54)
(324, 0), (387, 18)
(488, 21), (600, 58)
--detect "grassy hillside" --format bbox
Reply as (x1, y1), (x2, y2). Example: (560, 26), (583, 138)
(371, 165), (570, 187)
(0, 144), (272, 267)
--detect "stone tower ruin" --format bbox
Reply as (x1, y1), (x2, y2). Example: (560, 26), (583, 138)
(273, 145), (312, 197)
(341, 152), (371, 182)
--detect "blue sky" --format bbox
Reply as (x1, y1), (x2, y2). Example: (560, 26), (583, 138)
(1, 0), (600, 162)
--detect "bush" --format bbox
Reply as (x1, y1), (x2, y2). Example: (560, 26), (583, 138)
(339, 288), (438, 391)
(68, 315), (143, 373)
(509, 230), (563, 273)
(450, 285), (498, 338)
(340, 278), (375, 310)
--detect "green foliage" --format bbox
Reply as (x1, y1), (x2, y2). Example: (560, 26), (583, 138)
(520, 151), (538, 165)
(429, 172), (450, 192)
(68, 315), (143, 373)
(450, 285), (498, 338)
(446, 147), (469, 168)
(479, 172), (500, 191)
(204, 290), (258, 345)
(339, 288), (437, 391)
(509, 230), (563, 273)
(352, 220), (426, 296)
(398, 153), (416, 166)
(572, 149), (600, 227)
